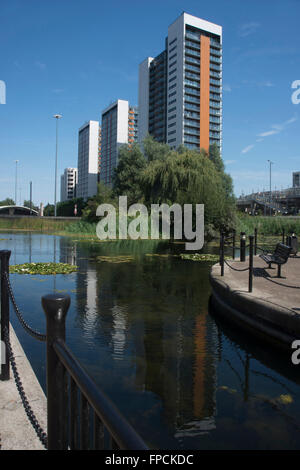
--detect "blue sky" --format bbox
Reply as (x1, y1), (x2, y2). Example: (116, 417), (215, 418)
(0, 0), (299, 205)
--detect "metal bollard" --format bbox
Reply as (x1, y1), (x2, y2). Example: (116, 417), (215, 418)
(1, 250), (11, 381)
(220, 232), (224, 276)
(240, 232), (246, 262)
(248, 235), (254, 293)
(42, 294), (70, 450)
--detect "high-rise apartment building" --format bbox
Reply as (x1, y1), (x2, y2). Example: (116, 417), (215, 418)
(138, 12), (222, 154)
(77, 120), (99, 199)
(100, 100), (138, 185)
(60, 167), (78, 202)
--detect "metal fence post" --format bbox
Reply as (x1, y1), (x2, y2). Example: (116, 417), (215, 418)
(240, 232), (246, 262)
(220, 232), (224, 276)
(254, 228), (257, 256)
(1, 250), (11, 381)
(249, 235), (254, 293)
(42, 294), (70, 450)
(282, 228), (285, 244)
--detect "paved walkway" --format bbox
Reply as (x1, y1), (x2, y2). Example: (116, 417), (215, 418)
(222, 255), (300, 311)
(0, 326), (47, 450)
(210, 255), (300, 344)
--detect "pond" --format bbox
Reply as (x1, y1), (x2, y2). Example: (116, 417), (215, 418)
(1, 232), (300, 450)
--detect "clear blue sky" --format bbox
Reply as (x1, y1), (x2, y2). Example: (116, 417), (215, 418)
(0, 0), (299, 205)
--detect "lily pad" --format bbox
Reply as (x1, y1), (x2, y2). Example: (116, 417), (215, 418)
(96, 255), (134, 264)
(9, 262), (78, 275)
(180, 253), (230, 262)
(277, 394), (293, 405)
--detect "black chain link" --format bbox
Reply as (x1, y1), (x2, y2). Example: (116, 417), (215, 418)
(3, 326), (48, 449)
(4, 272), (46, 342)
(224, 259), (250, 272)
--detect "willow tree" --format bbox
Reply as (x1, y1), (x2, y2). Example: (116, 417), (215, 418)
(141, 147), (235, 229)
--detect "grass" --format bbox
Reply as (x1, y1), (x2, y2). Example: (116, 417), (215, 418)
(2, 213), (300, 240)
(0, 217), (75, 232)
(236, 214), (300, 236)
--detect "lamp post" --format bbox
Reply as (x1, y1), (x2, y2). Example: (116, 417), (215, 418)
(267, 160), (273, 216)
(14, 160), (19, 205)
(53, 114), (62, 217)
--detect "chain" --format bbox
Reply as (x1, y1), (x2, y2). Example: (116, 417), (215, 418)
(4, 272), (46, 342)
(3, 326), (48, 449)
(224, 259), (250, 272)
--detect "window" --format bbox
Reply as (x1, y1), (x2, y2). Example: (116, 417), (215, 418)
(169, 37), (177, 46)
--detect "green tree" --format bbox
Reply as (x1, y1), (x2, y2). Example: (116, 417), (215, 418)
(209, 143), (224, 172)
(81, 183), (115, 223)
(112, 143), (147, 205)
(57, 198), (85, 217)
(0, 198), (15, 206)
(143, 134), (171, 162)
(23, 200), (39, 212)
(141, 146), (235, 229)
(209, 143), (235, 201)
(44, 203), (54, 216)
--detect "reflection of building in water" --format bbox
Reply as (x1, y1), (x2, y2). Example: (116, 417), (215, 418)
(59, 241), (77, 266)
(73, 253), (217, 437)
(75, 255), (99, 337)
(133, 306), (217, 438)
(111, 305), (127, 361)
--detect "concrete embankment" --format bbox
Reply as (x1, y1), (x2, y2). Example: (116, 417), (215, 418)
(209, 256), (300, 349)
(0, 325), (47, 450)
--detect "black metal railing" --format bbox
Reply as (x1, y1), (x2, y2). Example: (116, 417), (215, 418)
(219, 227), (300, 293)
(219, 232), (254, 293)
(0, 250), (148, 450)
(42, 294), (148, 450)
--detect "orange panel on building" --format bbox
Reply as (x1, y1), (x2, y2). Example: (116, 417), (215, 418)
(200, 35), (210, 152)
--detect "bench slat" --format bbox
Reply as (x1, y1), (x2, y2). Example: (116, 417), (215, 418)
(259, 243), (291, 266)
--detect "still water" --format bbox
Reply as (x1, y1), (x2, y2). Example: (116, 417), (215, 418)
(1, 232), (300, 450)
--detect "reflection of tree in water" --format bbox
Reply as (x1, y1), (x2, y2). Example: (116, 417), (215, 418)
(74, 245), (218, 437)
(211, 307), (300, 448)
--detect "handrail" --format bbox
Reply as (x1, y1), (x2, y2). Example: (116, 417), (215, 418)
(42, 293), (148, 450)
(53, 338), (148, 450)
(219, 232), (254, 292)
(0, 248), (148, 450)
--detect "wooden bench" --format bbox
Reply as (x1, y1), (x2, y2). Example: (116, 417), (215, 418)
(259, 243), (291, 277)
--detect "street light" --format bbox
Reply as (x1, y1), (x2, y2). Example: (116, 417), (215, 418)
(267, 160), (273, 216)
(15, 160), (19, 205)
(53, 114), (62, 217)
